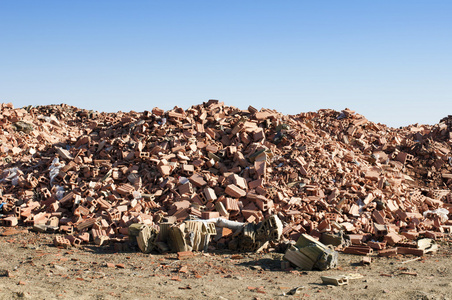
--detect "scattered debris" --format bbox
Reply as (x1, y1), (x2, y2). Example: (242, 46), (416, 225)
(361, 256), (372, 265)
(400, 257), (422, 264)
(0, 102), (451, 257)
(284, 286), (305, 296)
(283, 234), (338, 270)
(321, 273), (363, 286)
(321, 275), (348, 286)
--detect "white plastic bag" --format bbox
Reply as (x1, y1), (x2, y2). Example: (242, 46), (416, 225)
(423, 208), (449, 223)
(48, 157), (65, 185)
(0, 167), (20, 185)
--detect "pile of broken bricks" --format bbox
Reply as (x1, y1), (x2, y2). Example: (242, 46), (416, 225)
(0, 101), (451, 262)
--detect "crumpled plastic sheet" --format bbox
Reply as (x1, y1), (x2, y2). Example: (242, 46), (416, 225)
(54, 185), (65, 200)
(423, 208), (449, 223)
(48, 157), (65, 185)
(0, 167), (20, 185)
(192, 218), (245, 232)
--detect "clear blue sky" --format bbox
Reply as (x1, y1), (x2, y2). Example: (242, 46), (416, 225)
(1, 1), (451, 127)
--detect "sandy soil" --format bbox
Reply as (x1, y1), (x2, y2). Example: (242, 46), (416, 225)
(0, 230), (451, 300)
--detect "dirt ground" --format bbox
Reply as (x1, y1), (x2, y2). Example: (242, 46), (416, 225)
(0, 229), (451, 300)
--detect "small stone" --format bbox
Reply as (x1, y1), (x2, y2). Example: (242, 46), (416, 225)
(179, 266), (188, 273)
(53, 265), (67, 272)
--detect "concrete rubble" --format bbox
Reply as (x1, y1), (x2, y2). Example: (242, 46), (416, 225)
(0, 101), (451, 263)
(283, 234), (338, 270)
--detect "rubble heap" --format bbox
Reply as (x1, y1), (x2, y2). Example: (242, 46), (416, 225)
(1, 101), (451, 256)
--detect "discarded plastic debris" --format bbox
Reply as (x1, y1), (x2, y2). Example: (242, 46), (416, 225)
(423, 208), (449, 223)
(417, 238), (438, 253)
(0, 168), (20, 185)
(48, 158), (64, 185)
